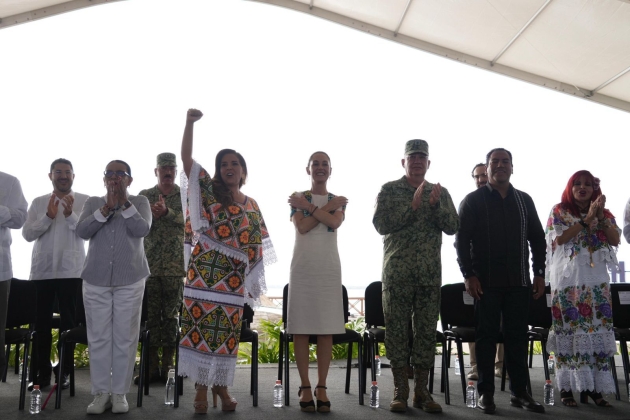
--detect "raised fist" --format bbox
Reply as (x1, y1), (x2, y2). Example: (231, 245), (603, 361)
(187, 108), (203, 123)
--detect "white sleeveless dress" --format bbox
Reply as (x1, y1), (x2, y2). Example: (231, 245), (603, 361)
(287, 194), (345, 335)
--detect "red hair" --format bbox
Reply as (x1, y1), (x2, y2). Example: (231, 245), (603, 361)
(560, 170), (614, 219)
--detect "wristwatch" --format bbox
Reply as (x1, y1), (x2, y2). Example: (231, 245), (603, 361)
(123, 200), (132, 210)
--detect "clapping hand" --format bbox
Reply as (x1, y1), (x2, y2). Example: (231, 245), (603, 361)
(412, 181), (441, 211)
(152, 195), (168, 219)
(46, 194), (59, 219)
(61, 195), (74, 217)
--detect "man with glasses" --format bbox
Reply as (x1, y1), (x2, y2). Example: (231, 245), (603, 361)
(373, 140), (459, 413)
(137, 153), (185, 383)
(22, 158), (89, 391)
(0, 170), (27, 381)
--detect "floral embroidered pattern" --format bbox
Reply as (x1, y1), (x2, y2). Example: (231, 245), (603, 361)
(545, 204), (619, 394)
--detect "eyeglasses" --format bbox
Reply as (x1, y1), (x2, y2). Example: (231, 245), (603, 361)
(104, 170), (130, 178)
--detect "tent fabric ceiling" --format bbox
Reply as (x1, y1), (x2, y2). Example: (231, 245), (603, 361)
(2, 0), (630, 113)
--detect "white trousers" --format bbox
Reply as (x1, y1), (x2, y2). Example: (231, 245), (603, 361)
(83, 279), (146, 395)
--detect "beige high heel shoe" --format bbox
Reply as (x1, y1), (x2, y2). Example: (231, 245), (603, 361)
(210, 385), (237, 411)
(194, 384), (208, 414)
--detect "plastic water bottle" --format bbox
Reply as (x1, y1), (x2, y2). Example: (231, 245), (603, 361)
(164, 369), (175, 405)
(455, 357), (461, 375)
(273, 380), (283, 407)
(547, 355), (555, 375)
(374, 355), (381, 376)
(544, 380), (554, 405)
(30, 384), (42, 414)
(466, 381), (476, 408)
(370, 381), (379, 408)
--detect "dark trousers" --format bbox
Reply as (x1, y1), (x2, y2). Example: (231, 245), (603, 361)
(0, 280), (10, 377)
(33, 278), (82, 378)
(475, 286), (530, 396)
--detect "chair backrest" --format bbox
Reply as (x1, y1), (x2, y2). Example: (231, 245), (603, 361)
(527, 284), (552, 329)
(440, 282), (475, 331)
(611, 283), (630, 329)
(364, 281), (385, 328)
(5, 279), (37, 329)
(242, 303), (255, 328)
(282, 283), (349, 328)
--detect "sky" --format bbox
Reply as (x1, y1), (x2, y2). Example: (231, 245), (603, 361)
(2, 0), (630, 294)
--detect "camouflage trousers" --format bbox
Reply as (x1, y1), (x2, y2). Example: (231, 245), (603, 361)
(383, 284), (440, 370)
(146, 276), (184, 348)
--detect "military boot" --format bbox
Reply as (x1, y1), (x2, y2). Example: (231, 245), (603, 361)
(412, 368), (442, 413)
(389, 367), (409, 412)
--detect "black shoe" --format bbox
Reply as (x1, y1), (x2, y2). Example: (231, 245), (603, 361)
(52, 364), (70, 389)
(58, 373), (70, 390)
(511, 392), (545, 413)
(27, 376), (51, 391)
(477, 394), (496, 414)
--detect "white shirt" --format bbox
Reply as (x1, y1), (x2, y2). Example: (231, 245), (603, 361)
(0, 171), (28, 281)
(22, 191), (89, 280)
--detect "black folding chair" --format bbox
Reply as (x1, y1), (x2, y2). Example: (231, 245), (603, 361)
(440, 282), (521, 402)
(2, 279), (37, 410)
(240, 303), (259, 406)
(277, 283), (364, 406)
(527, 285), (551, 380)
(610, 282), (630, 400)
(362, 281), (448, 403)
(55, 285), (150, 408)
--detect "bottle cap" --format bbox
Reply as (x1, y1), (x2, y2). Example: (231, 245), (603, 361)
(276, 380), (282, 384)
(33, 385), (40, 390)
(468, 381), (474, 385)
(168, 369), (175, 379)
(372, 381), (377, 385)
(545, 380), (552, 384)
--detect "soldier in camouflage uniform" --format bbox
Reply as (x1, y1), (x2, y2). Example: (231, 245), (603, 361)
(137, 153), (185, 383)
(373, 139), (459, 413)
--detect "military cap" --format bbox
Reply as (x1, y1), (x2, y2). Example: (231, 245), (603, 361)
(405, 139), (429, 156)
(157, 152), (177, 167)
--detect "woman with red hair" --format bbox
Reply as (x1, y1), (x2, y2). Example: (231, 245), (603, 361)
(545, 170), (620, 407)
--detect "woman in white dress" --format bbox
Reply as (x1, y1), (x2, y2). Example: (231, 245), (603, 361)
(545, 170), (620, 407)
(287, 151), (348, 412)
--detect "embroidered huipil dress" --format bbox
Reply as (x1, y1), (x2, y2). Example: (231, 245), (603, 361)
(545, 204), (620, 393)
(287, 191), (346, 335)
(178, 161), (276, 386)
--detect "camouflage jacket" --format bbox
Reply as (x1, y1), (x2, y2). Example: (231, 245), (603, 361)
(138, 184), (185, 276)
(373, 176), (459, 287)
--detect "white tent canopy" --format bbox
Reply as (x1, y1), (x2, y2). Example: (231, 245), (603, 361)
(2, 0), (630, 113)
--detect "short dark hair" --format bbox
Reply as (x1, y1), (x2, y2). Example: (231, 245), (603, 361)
(485, 148), (513, 166)
(308, 151), (331, 166)
(50, 158), (73, 173)
(108, 160), (132, 176)
(471, 163), (485, 178)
